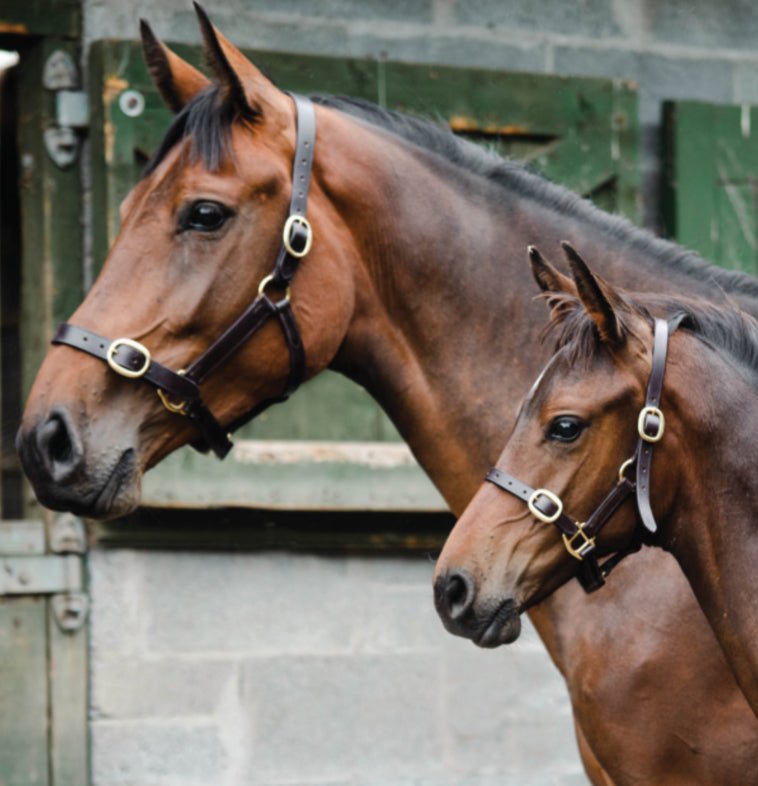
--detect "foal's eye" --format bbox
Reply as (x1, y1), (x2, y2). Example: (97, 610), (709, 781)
(180, 200), (232, 232)
(546, 416), (586, 443)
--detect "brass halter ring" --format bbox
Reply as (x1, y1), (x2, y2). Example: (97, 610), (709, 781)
(258, 273), (292, 302)
(282, 214), (313, 258)
(157, 369), (188, 415)
(106, 338), (151, 379)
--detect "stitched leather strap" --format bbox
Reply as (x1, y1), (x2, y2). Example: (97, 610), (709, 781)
(635, 318), (669, 533)
(52, 324), (234, 457)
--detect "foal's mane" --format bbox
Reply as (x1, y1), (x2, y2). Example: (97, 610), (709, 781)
(143, 85), (758, 301)
(545, 290), (758, 375)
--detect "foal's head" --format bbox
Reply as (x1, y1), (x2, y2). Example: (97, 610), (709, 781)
(17, 8), (356, 516)
(433, 243), (682, 647)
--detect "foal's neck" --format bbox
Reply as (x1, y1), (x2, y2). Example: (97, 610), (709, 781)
(661, 349), (758, 713)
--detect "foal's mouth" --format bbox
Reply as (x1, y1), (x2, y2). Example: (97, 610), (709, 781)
(476, 598), (522, 648)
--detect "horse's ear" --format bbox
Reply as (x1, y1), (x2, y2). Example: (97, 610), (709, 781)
(194, 2), (288, 120)
(528, 246), (576, 294)
(140, 20), (210, 113)
(561, 241), (625, 345)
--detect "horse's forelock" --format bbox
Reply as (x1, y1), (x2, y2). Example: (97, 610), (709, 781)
(144, 84), (259, 176)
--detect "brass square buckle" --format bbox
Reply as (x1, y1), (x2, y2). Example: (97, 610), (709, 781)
(528, 488), (563, 524)
(562, 524), (596, 561)
(282, 214), (313, 258)
(638, 405), (665, 442)
(106, 338), (151, 379)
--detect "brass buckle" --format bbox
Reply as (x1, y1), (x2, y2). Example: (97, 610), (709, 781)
(527, 488), (563, 524)
(106, 338), (151, 379)
(258, 273), (292, 302)
(562, 523), (596, 561)
(638, 406), (665, 443)
(282, 214), (313, 258)
(157, 370), (188, 415)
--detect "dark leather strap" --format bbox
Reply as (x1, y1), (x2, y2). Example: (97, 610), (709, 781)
(635, 318), (669, 533)
(485, 468), (580, 539)
(52, 324), (234, 457)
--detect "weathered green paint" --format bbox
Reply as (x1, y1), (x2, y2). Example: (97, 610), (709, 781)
(17, 37), (84, 402)
(88, 41), (641, 512)
(0, 598), (50, 786)
(0, 0), (79, 38)
(663, 100), (758, 274)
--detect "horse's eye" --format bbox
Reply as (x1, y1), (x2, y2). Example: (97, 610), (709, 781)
(547, 416), (586, 443)
(181, 201), (232, 232)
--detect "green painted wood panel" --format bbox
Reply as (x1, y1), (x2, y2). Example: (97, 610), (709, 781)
(663, 100), (758, 274)
(88, 41), (639, 512)
(0, 598), (50, 786)
(0, 0), (79, 38)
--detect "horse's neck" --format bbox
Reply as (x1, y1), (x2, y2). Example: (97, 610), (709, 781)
(324, 110), (758, 513)
(662, 359), (758, 713)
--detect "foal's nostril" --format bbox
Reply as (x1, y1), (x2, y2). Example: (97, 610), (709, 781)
(35, 411), (83, 483)
(435, 569), (476, 621)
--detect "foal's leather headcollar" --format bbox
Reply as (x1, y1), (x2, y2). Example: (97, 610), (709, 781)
(485, 317), (672, 593)
(52, 94), (316, 459)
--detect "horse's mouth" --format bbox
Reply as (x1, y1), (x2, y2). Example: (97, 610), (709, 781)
(90, 449), (138, 518)
(476, 598), (522, 648)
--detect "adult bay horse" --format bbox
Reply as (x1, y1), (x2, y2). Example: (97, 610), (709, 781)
(16, 6), (758, 783)
(433, 242), (758, 720)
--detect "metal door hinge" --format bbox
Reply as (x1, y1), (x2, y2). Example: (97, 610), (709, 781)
(0, 516), (89, 633)
(43, 49), (88, 169)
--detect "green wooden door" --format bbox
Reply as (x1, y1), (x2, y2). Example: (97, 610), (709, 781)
(663, 100), (758, 274)
(88, 42), (640, 515)
(1, 2), (89, 780)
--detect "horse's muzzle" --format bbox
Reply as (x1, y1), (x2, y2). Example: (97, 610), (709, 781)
(16, 408), (138, 518)
(433, 569), (522, 647)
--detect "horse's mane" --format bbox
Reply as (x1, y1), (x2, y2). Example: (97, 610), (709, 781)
(313, 95), (758, 300)
(143, 87), (758, 300)
(544, 290), (758, 375)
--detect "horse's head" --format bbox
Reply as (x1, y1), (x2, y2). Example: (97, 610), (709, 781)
(17, 7), (356, 517)
(433, 243), (676, 647)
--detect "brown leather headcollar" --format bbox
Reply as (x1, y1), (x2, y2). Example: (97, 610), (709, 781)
(485, 317), (672, 593)
(52, 94), (316, 459)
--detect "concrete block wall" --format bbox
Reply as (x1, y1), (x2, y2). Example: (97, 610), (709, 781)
(89, 549), (587, 786)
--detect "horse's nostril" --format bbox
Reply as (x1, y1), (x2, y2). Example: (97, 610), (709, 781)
(35, 411), (83, 483)
(436, 569), (476, 621)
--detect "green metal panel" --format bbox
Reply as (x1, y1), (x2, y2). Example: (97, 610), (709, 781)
(663, 100), (758, 274)
(88, 41), (640, 513)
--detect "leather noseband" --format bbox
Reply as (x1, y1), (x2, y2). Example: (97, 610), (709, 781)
(52, 94), (316, 459)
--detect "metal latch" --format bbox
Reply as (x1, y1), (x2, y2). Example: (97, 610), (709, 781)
(42, 49), (88, 169)
(0, 516), (89, 633)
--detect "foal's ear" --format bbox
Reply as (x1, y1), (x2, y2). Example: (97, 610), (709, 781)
(194, 2), (289, 120)
(561, 241), (625, 345)
(140, 20), (210, 112)
(528, 246), (576, 294)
